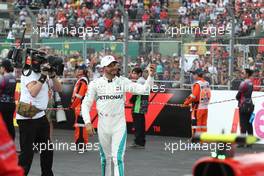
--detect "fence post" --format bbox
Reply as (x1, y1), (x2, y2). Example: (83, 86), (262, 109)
(180, 42), (184, 88)
(151, 41), (154, 54)
(84, 41), (87, 62)
(244, 45), (249, 67)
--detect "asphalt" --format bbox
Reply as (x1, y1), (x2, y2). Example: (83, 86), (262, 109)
(14, 129), (264, 176)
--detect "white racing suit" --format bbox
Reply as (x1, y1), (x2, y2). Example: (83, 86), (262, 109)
(81, 75), (154, 176)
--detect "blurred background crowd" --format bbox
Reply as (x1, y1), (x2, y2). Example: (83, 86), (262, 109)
(2, 0), (262, 39)
(0, 0), (263, 90)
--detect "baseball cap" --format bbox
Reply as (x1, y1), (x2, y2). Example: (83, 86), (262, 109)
(190, 68), (204, 75)
(77, 64), (87, 70)
(100, 55), (117, 67)
(190, 46), (197, 51)
(205, 51), (211, 55)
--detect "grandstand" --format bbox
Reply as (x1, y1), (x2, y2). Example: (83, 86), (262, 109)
(1, 1), (264, 176)
(0, 0), (264, 90)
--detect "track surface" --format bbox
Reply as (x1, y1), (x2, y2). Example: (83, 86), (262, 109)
(15, 129), (264, 176)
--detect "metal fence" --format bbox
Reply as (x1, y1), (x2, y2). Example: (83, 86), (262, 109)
(0, 41), (263, 90)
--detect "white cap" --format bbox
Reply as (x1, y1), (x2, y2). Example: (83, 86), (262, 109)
(248, 57), (254, 63)
(190, 46), (197, 51)
(100, 55), (117, 67)
(205, 51), (211, 55)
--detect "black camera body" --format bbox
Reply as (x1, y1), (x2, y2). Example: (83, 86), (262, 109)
(26, 48), (64, 76)
(7, 47), (64, 76)
(7, 47), (24, 68)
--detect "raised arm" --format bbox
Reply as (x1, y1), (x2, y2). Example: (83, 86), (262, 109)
(125, 64), (155, 95)
(125, 76), (154, 95)
(81, 81), (96, 125)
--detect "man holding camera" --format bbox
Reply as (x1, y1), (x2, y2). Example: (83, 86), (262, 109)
(16, 57), (62, 176)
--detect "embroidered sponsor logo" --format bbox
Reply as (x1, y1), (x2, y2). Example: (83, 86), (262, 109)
(98, 94), (123, 100)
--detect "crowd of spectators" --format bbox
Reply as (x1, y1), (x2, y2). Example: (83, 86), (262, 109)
(177, 0), (264, 39)
(2, 0), (264, 90)
(0, 43), (263, 90)
(4, 0), (262, 40)
(13, 0), (170, 40)
(55, 44), (264, 90)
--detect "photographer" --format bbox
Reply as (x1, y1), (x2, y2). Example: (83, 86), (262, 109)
(0, 59), (16, 140)
(16, 55), (62, 176)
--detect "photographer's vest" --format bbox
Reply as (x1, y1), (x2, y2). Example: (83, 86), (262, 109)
(193, 80), (211, 110)
(0, 74), (16, 103)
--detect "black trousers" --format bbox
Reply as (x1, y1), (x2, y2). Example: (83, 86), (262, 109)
(0, 102), (16, 140)
(17, 116), (54, 176)
(132, 113), (146, 146)
(239, 110), (253, 135)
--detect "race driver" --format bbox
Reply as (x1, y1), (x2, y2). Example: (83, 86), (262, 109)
(71, 64), (89, 147)
(81, 55), (155, 176)
(184, 68), (211, 135)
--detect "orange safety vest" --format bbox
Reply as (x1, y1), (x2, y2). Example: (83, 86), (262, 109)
(184, 79), (211, 108)
(71, 76), (89, 124)
(195, 80), (211, 110)
(71, 76), (89, 145)
(184, 78), (211, 134)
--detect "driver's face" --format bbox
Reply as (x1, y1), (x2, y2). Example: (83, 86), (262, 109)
(104, 62), (118, 75)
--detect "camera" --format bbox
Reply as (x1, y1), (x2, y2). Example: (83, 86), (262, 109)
(7, 47), (24, 68)
(26, 48), (64, 76)
(7, 47), (64, 76)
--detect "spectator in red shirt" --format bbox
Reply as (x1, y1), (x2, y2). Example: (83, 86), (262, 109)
(104, 18), (113, 31)
(142, 11), (150, 25)
(56, 9), (67, 26)
(85, 16), (93, 27)
(160, 9), (168, 24)
(252, 69), (261, 91)
(244, 15), (253, 26)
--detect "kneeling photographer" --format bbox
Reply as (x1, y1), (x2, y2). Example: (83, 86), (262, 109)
(15, 49), (62, 176)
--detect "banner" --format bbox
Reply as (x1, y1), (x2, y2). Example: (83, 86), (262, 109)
(59, 85), (192, 137)
(208, 90), (264, 143)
